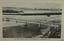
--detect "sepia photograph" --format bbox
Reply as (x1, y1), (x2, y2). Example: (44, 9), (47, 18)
(2, 3), (62, 38)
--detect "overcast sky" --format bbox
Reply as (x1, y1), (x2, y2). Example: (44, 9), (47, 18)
(18, 3), (62, 9)
(2, 0), (62, 9)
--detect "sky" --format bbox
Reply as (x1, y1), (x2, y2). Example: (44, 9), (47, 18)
(2, 0), (62, 9)
(17, 3), (62, 9)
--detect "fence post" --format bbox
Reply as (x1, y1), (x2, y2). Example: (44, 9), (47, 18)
(25, 21), (27, 29)
(39, 23), (41, 30)
(16, 20), (17, 23)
